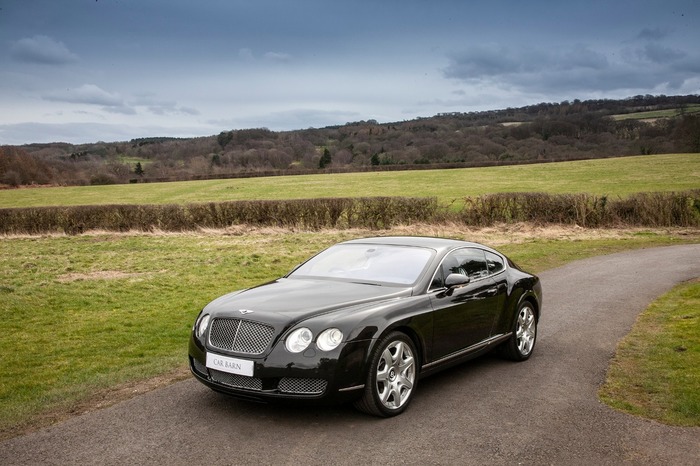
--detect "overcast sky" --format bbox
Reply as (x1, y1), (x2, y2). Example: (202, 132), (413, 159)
(1, 0), (698, 145)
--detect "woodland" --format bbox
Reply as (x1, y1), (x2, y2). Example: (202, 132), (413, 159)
(1, 94), (699, 187)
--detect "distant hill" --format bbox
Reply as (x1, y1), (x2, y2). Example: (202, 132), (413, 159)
(2, 94), (699, 187)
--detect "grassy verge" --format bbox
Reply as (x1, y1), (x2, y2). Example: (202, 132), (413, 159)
(599, 278), (700, 426)
(0, 226), (698, 438)
(1, 153), (698, 208)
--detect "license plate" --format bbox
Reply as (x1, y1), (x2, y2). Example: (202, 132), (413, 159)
(206, 353), (254, 377)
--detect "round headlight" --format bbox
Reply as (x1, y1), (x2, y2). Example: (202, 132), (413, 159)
(317, 328), (344, 351)
(196, 314), (210, 338)
(285, 327), (313, 353)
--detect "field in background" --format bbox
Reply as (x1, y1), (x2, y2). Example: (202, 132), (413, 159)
(1, 152), (698, 438)
(611, 104), (700, 121)
(1, 153), (698, 208)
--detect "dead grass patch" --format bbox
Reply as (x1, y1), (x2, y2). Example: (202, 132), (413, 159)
(56, 270), (155, 283)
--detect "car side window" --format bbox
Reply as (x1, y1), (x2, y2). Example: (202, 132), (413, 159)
(485, 251), (505, 275)
(455, 248), (489, 280)
(431, 248), (489, 290)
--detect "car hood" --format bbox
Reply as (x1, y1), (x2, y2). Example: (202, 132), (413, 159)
(204, 277), (412, 325)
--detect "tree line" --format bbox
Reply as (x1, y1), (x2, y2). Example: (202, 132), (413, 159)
(1, 94), (699, 187)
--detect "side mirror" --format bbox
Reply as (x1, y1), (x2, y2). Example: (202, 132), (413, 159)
(445, 273), (470, 288)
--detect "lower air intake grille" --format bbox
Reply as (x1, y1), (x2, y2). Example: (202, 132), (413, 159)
(210, 370), (263, 391)
(278, 378), (328, 395)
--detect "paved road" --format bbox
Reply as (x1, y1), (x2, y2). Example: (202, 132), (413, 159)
(2, 245), (699, 465)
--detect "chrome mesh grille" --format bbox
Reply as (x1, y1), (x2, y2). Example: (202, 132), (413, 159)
(210, 370), (263, 391)
(209, 318), (274, 355)
(278, 378), (328, 395)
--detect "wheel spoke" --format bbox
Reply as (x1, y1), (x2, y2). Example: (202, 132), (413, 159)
(376, 366), (390, 383)
(390, 385), (401, 407)
(379, 384), (392, 405)
(383, 347), (395, 365)
(398, 374), (413, 390)
(393, 342), (404, 363)
(398, 354), (414, 373)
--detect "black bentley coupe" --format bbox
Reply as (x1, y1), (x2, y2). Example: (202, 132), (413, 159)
(189, 236), (542, 417)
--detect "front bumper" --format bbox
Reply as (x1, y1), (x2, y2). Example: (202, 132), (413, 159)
(188, 334), (372, 405)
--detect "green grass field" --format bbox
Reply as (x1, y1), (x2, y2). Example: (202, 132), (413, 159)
(1, 154), (698, 438)
(1, 227), (698, 438)
(611, 105), (700, 121)
(1, 153), (698, 208)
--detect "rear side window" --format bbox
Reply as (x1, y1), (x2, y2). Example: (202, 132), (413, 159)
(431, 248), (489, 289)
(485, 251), (505, 275)
(455, 249), (489, 280)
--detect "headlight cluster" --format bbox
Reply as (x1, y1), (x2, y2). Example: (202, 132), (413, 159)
(195, 313), (210, 338)
(285, 327), (344, 353)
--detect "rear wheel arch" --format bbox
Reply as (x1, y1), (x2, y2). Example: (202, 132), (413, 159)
(520, 295), (540, 321)
(499, 299), (538, 361)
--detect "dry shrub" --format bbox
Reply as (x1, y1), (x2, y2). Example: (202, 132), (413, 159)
(607, 191), (700, 227)
(1, 192), (697, 235)
(457, 191), (700, 228)
(0, 197), (438, 235)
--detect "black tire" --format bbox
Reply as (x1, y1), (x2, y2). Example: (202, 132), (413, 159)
(500, 300), (537, 361)
(354, 332), (418, 417)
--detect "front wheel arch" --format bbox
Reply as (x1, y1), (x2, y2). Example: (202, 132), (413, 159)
(353, 331), (419, 417)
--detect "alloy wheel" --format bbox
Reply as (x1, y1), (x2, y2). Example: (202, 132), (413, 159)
(375, 340), (416, 410)
(516, 305), (536, 356)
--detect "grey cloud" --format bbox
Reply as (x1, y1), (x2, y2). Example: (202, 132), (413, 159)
(637, 28), (669, 41)
(103, 106), (138, 115)
(178, 107), (200, 115)
(236, 49), (292, 62)
(43, 84), (124, 107)
(131, 95), (200, 116)
(10, 35), (79, 65)
(444, 45), (524, 79)
(263, 51), (292, 62)
(442, 40), (698, 96)
(641, 43), (686, 64)
(561, 46), (609, 71)
(443, 44), (608, 82)
(43, 84), (139, 116)
(147, 104), (200, 116)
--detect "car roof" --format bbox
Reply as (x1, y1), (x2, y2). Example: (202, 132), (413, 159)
(341, 236), (489, 255)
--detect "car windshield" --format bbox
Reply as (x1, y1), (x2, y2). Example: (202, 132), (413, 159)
(290, 244), (434, 285)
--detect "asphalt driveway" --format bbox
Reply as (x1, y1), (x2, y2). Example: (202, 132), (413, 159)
(2, 244), (699, 465)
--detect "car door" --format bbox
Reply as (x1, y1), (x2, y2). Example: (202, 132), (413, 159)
(429, 248), (504, 359)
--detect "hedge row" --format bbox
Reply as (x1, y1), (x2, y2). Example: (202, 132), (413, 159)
(0, 197), (438, 235)
(459, 191), (700, 227)
(1, 191), (698, 235)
